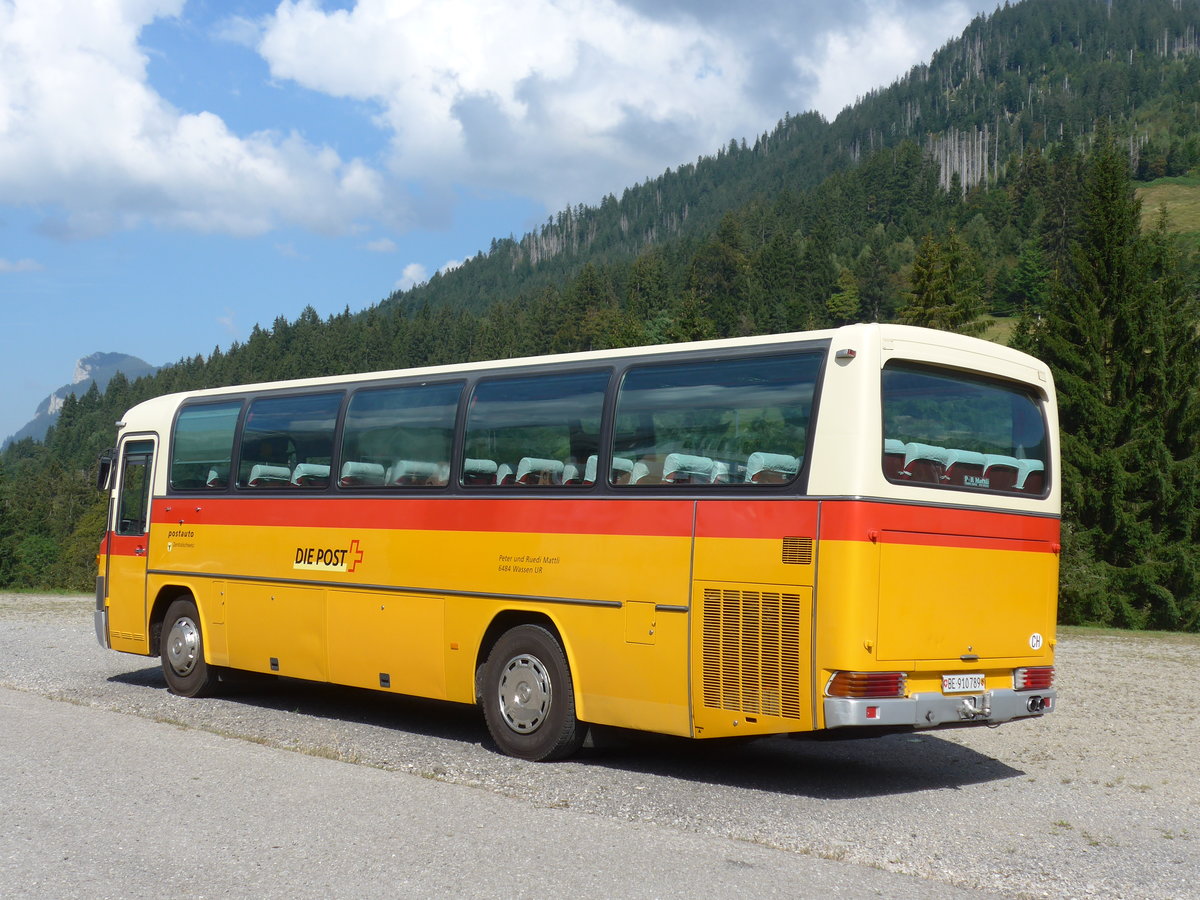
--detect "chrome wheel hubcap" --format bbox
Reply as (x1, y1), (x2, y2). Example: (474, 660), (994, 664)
(166, 616), (201, 677)
(497, 654), (551, 733)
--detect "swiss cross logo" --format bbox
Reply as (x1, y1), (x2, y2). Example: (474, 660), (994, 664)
(347, 539), (364, 573)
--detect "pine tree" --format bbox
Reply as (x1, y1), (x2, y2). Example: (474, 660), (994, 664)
(898, 230), (986, 335)
(901, 233), (948, 328)
(625, 250), (668, 322)
(854, 227), (899, 322)
(793, 223), (837, 329)
(939, 229), (987, 336)
(1041, 138), (1083, 281)
(1016, 126), (1200, 630)
(1011, 238), (1052, 317)
(687, 213), (750, 335)
(751, 229), (802, 333)
(826, 269), (862, 325)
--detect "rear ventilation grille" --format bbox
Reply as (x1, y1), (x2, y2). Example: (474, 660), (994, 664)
(701, 588), (803, 720)
(782, 536), (814, 565)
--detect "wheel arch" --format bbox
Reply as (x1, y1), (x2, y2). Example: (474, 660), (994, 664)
(148, 582), (202, 657)
(473, 609), (572, 706)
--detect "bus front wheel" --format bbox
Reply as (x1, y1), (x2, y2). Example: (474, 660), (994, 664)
(160, 597), (219, 698)
(482, 625), (584, 761)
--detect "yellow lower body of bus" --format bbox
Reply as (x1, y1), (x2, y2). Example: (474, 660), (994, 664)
(102, 504), (1057, 744)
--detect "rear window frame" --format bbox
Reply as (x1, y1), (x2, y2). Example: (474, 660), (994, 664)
(880, 360), (1051, 499)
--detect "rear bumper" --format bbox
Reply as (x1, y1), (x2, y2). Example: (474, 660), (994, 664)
(824, 688), (1056, 730)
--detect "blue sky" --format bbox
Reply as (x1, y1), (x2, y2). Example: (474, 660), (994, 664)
(0, 0), (997, 441)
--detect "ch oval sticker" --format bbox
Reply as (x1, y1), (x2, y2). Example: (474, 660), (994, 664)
(1029, 632), (1044, 650)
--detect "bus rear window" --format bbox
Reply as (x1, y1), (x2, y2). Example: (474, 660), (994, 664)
(882, 362), (1049, 495)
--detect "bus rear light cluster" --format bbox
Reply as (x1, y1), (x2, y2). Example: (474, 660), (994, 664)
(1014, 666), (1054, 691)
(826, 671), (907, 699)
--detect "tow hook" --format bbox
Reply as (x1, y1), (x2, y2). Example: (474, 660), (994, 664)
(957, 691), (992, 721)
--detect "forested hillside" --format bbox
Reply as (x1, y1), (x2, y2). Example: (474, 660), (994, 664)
(381, 0), (1200, 316)
(3, 0), (1199, 631)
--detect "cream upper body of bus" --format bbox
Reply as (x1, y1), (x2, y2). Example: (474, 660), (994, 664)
(96, 323), (1060, 759)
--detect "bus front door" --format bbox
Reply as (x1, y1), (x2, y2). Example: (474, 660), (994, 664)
(103, 438), (156, 654)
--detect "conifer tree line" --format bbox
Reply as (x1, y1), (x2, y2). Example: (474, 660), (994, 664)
(2, 0), (1200, 632)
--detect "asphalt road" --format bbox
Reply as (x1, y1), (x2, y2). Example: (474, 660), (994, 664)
(0, 686), (988, 900)
(1, 593), (1197, 898)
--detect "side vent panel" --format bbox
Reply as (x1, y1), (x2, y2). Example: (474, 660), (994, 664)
(699, 585), (806, 722)
(782, 536), (814, 565)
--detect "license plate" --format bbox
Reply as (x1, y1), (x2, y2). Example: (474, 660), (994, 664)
(942, 673), (985, 693)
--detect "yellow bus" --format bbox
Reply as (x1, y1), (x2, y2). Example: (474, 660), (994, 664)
(95, 323), (1059, 760)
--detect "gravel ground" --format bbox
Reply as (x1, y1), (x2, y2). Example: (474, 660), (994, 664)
(1, 592), (1197, 899)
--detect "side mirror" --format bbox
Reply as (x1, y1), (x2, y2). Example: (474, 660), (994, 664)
(96, 450), (115, 492)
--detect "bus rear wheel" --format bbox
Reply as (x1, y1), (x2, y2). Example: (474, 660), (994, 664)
(482, 624), (584, 761)
(160, 597), (219, 698)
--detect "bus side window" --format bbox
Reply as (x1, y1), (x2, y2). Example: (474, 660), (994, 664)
(612, 352), (821, 488)
(170, 401), (241, 491)
(236, 392), (342, 490)
(341, 382), (462, 489)
(462, 371), (608, 488)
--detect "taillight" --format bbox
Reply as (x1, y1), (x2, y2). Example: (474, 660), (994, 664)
(1014, 666), (1054, 691)
(826, 671), (907, 698)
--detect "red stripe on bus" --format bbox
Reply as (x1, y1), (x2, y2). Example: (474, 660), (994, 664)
(137, 495), (1057, 549)
(151, 496), (697, 537)
(693, 499), (819, 539)
(818, 499), (1060, 549)
(106, 533), (147, 555)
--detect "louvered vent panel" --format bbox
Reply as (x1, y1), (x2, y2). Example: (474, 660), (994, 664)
(782, 536), (814, 565)
(701, 588), (803, 720)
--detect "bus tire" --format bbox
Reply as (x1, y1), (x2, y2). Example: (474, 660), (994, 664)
(160, 597), (219, 698)
(482, 624), (584, 761)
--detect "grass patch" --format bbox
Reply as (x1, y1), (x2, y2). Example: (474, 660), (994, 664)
(981, 316), (1017, 345)
(0, 589), (92, 598)
(1136, 176), (1200, 243)
(1058, 624), (1200, 647)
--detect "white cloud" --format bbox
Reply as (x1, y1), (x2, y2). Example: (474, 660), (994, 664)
(216, 307), (238, 340)
(258, 0), (762, 210)
(0, 0), (991, 242)
(212, 13), (261, 48)
(257, 0), (988, 212)
(806, 1), (977, 119)
(396, 262), (427, 290)
(440, 259), (464, 274)
(274, 241), (302, 258)
(366, 237), (396, 253)
(0, 257), (42, 273)
(0, 0), (389, 238)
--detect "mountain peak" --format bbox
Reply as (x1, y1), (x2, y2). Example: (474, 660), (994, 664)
(3, 352), (160, 447)
(73, 351), (144, 386)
